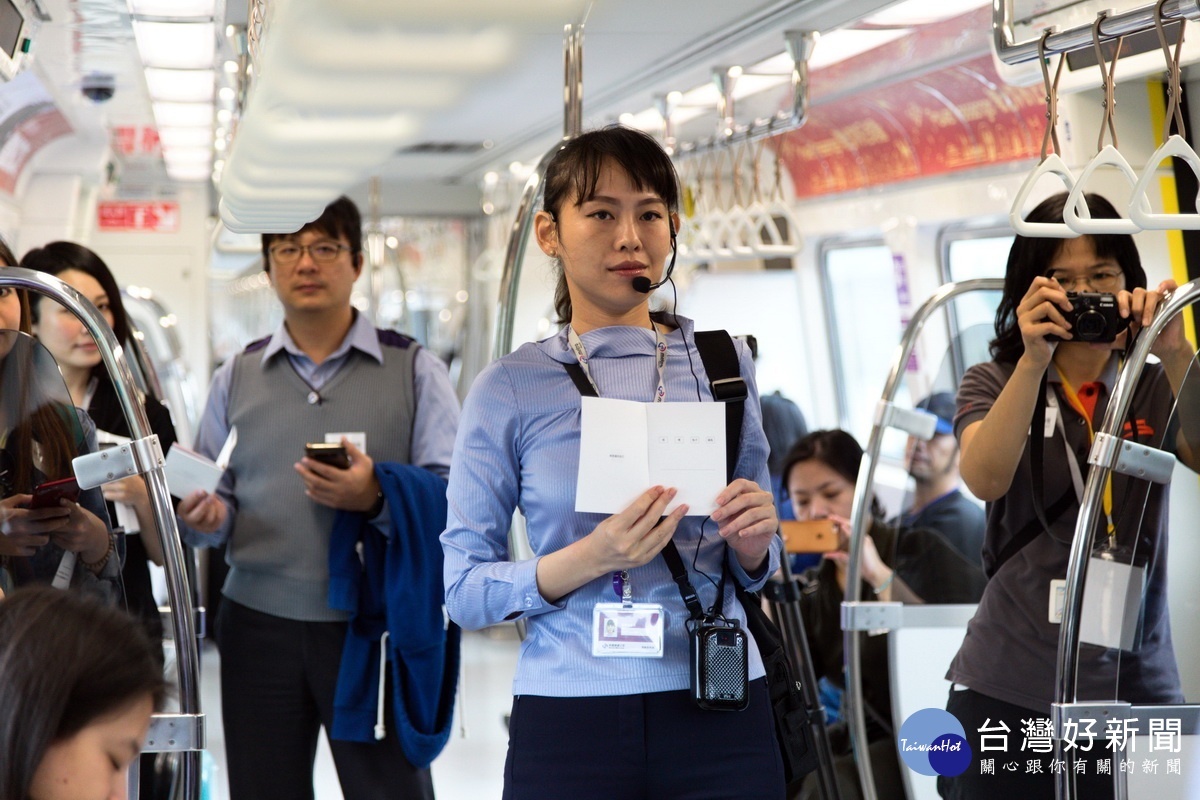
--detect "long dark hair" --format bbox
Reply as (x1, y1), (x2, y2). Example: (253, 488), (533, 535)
(990, 192), (1146, 364)
(0, 586), (164, 800)
(780, 429), (886, 520)
(542, 125), (679, 324)
(0, 239), (77, 490)
(22, 241), (133, 366)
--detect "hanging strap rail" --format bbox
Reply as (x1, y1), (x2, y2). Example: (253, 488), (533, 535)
(843, 278), (1005, 800)
(993, 0), (1200, 65)
(0, 268), (204, 800)
(1053, 279), (1200, 800)
(673, 29), (816, 160)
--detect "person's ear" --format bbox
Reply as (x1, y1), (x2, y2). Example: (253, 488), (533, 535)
(353, 250), (364, 276)
(670, 211), (680, 239)
(534, 211), (560, 258)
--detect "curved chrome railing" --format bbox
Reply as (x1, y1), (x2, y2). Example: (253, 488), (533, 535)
(844, 278), (1004, 800)
(0, 269), (203, 800)
(1053, 279), (1200, 800)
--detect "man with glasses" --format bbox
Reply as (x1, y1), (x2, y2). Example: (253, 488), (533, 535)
(178, 196), (457, 800)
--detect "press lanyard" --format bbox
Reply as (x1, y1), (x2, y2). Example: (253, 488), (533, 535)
(1054, 366), (1117, 548)
(566, 324), (668, 404)
(567, 322), (668, 607)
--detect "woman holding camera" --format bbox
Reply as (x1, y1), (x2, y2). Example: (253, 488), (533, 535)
(938, 192), (1200, 799)
(441, 125), (784, 799)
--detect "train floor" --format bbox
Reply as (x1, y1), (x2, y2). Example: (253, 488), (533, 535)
(197, 624), (519, 799)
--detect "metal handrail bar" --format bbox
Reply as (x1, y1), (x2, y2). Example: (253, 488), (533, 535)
(1053, 279), (1200, 800)
(993, 0), (1200, 65)
(0, 268), (202, 800)
(674, 30), (816, 160)
(844, 277), (1005, 800)
(492, 23), (581, 361)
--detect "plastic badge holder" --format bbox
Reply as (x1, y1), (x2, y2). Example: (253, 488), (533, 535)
(1010, 154), (1080, 239)
(1130, 135), (1200, 229)
(1063, 146), (1141, 235)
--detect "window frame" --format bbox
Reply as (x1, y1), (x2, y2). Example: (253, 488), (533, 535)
(936, 220), (1012, 387)
(819, 234), (892, 431)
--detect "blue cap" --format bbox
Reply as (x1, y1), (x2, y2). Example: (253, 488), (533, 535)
(916, 392), (955, 436)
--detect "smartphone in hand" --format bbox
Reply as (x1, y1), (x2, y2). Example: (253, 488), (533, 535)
(29, 476), (81, 510)
(304, 443), (350, 470)
(780, 519), (838, 554)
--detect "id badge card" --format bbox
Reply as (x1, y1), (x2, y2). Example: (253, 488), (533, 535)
(1080, 554), (1146, 652)
(592, 603), (665, 657)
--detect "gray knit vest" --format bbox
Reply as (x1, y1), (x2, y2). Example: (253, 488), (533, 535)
(223, 333), (416, 621)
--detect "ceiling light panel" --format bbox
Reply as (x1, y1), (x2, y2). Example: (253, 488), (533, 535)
(863, 0), (989, 27)
(144, 68), (214, 102)
(152, 101), (213, 127)
(127, 0), (217, 18)
(132, 21), (215, 69)
(158, 126), (214, 149)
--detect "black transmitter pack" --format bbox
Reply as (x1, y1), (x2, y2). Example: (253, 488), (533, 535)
(1055, 291), (1129, 343)
(689, 618), (749, 711)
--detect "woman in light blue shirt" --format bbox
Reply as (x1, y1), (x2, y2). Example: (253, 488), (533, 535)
(442, 126), (785, 799)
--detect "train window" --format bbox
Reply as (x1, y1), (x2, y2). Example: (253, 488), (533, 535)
(820, 240), (905, 445)
(939, 229), (1010, 386)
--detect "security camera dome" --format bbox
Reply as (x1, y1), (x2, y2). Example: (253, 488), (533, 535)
(81, 72), (116, 103)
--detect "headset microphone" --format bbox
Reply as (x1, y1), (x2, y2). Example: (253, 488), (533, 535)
(632, 226), (678, 294)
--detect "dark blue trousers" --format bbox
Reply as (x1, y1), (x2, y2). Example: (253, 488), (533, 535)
(217, 599), (434, 800)
(503, 678), (785, 800)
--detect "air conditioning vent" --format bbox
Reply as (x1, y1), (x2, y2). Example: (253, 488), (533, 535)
(396, 141), (491, 155)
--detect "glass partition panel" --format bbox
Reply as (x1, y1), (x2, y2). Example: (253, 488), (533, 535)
(0, 330), (117, 601)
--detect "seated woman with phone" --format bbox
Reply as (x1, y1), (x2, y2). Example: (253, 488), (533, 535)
(0, 242), (118, 599)
(782, 429), (984, 800)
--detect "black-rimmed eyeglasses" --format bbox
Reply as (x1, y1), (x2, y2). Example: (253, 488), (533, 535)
(268, 242), (350, 266)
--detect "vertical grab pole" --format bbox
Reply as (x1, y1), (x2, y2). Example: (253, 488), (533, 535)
(0, 268), (203, 800)
(1052, 281), (1200, 800)
(493, 23), (582, 360)
(843, 278), (1005, 800)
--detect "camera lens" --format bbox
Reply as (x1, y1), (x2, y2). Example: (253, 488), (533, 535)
(1075, 309), (1106, 340)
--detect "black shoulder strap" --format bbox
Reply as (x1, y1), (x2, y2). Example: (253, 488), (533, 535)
(692, 330), (747, 484)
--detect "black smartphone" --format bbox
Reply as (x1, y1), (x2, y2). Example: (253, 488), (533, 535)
(305, 442), (350, 470)
(30, 476), (81, 509)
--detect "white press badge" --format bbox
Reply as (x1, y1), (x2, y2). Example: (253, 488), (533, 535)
(592, 603), (665, 657)
(1080, 554), (1146, 651)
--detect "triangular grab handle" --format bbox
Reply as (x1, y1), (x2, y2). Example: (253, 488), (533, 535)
(1010, 155), (1081, 239)
(1129, 136), (1200, 230)
(1064, 146), (1141, 235)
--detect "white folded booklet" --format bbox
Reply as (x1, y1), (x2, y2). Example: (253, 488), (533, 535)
(575, 397), (726, 516)
(162, 427), (237, 499)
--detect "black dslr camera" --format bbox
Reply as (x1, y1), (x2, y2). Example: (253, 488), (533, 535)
(1057, 292), (1129, 343)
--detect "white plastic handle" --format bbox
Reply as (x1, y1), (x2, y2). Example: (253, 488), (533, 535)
(1063, 146), (1141, 234)
(682, 212), (714, 261)
(1010, 154), (1080, 238)
(763, 200), (803, 256)
(704, 210), (735, 260)
(726, 204), (756, 258)
(1129, 135), (1200, 230)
